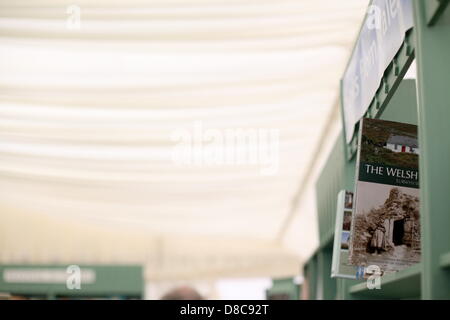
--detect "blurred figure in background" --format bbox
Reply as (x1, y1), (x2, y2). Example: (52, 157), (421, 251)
(160, 286), (203, 300)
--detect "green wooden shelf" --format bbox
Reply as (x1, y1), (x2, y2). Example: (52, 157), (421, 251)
(349, 264), (421, 299)
(301, 0), (450, 300)
(266, 277), (300, 300)
(425, 0), (450, 25)
(0, 265), (144, 299)
(440, 252), (450, 269)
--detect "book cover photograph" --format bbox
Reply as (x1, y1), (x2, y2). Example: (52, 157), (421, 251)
(331, 190), (356, 279)
(349, 118), (420, 274)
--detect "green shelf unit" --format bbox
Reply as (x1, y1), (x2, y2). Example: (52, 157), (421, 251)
(303, 252), (318, 300)
(266, 277), (300, 300)
(414, 0), (450, 299)
(301, 0), (450, 300)
(440, 252), (450, 269)
(425, 0), (450, 25)
(316, 133), (348, 248)
(0, 264), (144, 299)
(302, 79), (418, 301)
(349, 264), (421, 300)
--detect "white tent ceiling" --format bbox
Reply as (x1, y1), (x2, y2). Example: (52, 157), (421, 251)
(0, 0), (369, 280)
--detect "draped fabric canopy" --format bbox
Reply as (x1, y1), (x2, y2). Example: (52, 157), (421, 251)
(0, 0), (368, 280)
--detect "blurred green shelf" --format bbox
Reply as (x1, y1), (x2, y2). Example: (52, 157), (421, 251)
(266, 277), (300, 300)
(425, 0), (450, 25)
(349, 264), (421, 299)
(301, 1), (450, 300)
(440, 252), (450, 269)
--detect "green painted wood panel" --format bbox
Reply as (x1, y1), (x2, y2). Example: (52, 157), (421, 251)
(315, 134), (346, 247)
(413, 0), (450, 300)
(266, 277), (299, 300)
(318, 245), (337, 300)
(379, 79), (417, 125)
(0, 264), (144, 299)
(302, 254), (318, 300)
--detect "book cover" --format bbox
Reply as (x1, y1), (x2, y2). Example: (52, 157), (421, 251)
(349, 118), (420, 274)
(331, 190), (357, 279)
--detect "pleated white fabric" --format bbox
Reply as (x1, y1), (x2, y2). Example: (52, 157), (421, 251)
(0, 0), (368, 279)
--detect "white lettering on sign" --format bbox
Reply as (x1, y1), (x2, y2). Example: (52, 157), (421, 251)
(342, 0), (414, 143)
(3, 268), (96, 284)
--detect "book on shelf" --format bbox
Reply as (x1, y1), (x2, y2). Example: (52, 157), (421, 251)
(348, 118), (420, 275)
(331, 189), (357, 279)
